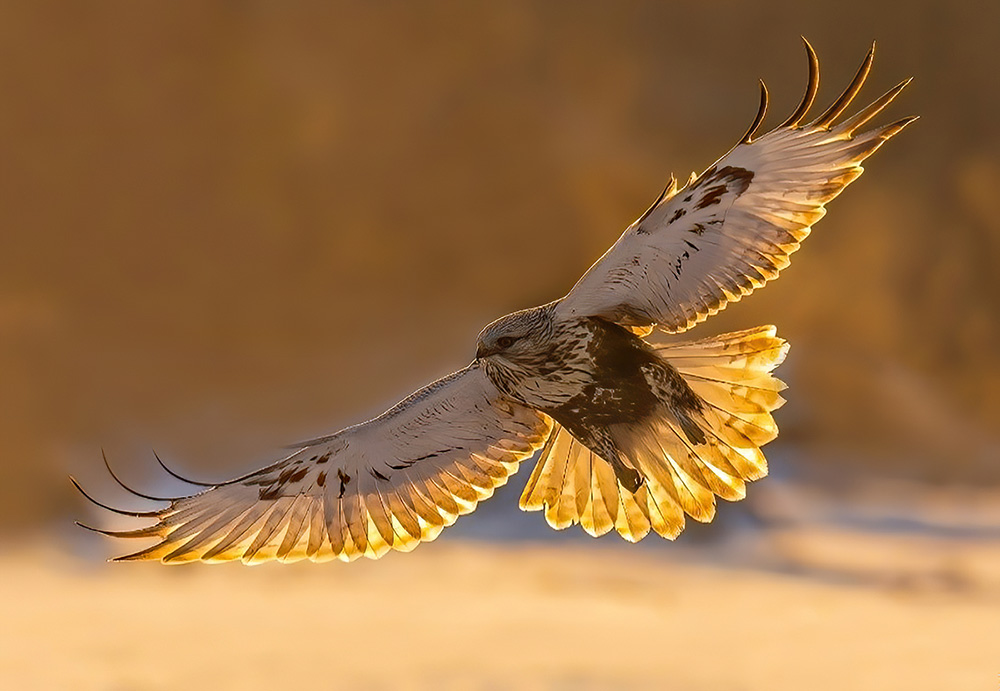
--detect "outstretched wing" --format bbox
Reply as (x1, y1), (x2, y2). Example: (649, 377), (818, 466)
(75, 365), (551, 563)
(556, 40), (916, 333)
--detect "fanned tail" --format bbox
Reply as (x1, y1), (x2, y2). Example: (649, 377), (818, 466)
(518, 325), (788, 541)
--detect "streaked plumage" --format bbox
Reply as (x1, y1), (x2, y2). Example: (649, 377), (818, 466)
(74, 40), (914, 563)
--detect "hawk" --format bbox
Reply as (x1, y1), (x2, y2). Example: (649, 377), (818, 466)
(74, 40), (914, 563)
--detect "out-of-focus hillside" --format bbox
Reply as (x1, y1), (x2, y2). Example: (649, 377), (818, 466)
(1, 1), (997, 531)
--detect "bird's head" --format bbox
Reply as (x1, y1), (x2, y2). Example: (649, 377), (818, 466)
(475, 304), (555, 363)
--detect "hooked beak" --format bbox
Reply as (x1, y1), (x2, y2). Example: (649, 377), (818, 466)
(476, 344), (489, 360)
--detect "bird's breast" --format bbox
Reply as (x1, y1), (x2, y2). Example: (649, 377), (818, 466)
(486, 318), (662, 423)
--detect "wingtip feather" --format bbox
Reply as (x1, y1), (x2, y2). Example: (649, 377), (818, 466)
(813, 41), (875, 128)
(779, 37), (821, 128)
(740, 80), (769, 144)
(103, 450), (176, 502)
(838, 77), (913, 135)
(70, 476), (164, 519)
(154, 450), (216, 488)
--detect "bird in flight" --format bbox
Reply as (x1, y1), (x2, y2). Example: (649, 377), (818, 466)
(75, 39), (914, 564)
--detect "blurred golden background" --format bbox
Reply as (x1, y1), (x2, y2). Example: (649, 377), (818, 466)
(2, 2), (998, 689)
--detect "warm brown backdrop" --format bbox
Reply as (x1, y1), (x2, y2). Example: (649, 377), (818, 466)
(2, 1), (997, 533)
(3, 4), (999, 690)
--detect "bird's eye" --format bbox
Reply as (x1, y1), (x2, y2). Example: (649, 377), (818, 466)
(496, 336), (517, 349)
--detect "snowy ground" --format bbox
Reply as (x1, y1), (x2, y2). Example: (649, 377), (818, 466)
(4, 472), (999, 690)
